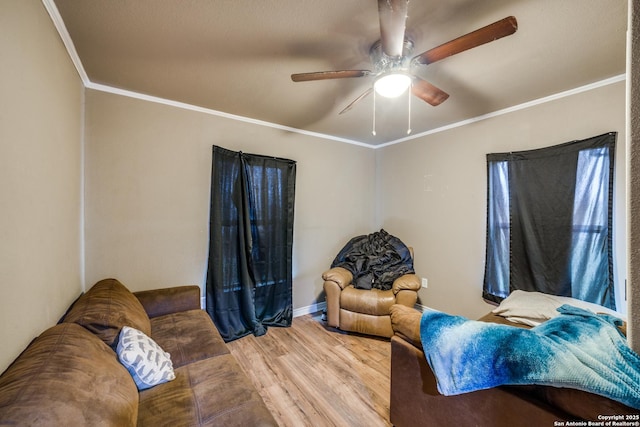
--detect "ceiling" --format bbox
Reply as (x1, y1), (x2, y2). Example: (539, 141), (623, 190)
(50, 0), (628, 146)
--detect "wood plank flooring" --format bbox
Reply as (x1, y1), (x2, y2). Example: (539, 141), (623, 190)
(226, 313), (392, 427)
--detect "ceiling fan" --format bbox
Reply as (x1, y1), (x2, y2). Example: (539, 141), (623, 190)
(291, 0), (518, 115)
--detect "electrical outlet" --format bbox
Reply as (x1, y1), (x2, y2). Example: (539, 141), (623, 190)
(421, 278), (428, 288)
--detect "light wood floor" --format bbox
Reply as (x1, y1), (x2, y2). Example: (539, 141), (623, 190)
(226, 313), (392, 427)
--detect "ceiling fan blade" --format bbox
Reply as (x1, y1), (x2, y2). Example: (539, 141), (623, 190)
(412, 78), (450, 106)
(291, 70), (371, 82)
(378, 0), (409, 57)
(412, 16), (518, 66)
(339, 88), (373, 115)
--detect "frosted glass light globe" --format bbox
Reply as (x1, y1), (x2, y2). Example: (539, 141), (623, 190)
(374, 73), (412, 98)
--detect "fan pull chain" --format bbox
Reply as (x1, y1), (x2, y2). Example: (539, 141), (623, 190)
(372, 89), (377, 136)
(407, 86), (412, 134)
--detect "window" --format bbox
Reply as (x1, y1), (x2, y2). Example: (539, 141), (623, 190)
(483, 133), (616, 309)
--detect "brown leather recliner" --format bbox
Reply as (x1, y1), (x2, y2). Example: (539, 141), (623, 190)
(322, 249), (421, 338)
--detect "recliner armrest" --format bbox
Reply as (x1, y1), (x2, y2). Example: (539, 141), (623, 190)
(392, 274), (421, 293)
(322, 267), (353, 290)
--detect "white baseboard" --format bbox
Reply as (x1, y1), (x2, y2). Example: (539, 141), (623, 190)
(294, 301), (433, 317)
(293, 301), (326, 318)
(294, 301), (434, 317)
(203, 298), (427, 318)
(201, 296), (326, 318)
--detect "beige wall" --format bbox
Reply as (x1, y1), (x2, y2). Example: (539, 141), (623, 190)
(377, 82), (627, 320)
(1, 0), (635, 375)
(0, 1), (83, 372)
(83, 90), (376, 309)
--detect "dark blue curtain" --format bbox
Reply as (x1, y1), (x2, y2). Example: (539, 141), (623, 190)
(483, 132), (616, 309)
(206, 146), (296, 341)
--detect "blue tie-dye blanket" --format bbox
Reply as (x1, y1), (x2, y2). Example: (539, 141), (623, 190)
(420, 305), (640, 409)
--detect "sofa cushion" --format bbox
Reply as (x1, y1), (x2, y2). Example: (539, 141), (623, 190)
(149, 309), (229, 368)
(0, 323), (138, 426)
(117, 326), (176, 390)
(64, 278), (151, 347)
(134, 285), (201, 318)
(137, 355), (277, 427)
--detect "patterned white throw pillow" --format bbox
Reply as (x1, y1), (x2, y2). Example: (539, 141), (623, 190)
(116, 326), (176, 390)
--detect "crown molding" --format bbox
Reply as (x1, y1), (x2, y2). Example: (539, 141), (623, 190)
(85, 82), (373, 148)
(377, 73), (627, 148)
(42, 0), (89, 85)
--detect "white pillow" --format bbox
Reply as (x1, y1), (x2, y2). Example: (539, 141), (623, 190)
(492, 290), (625, 327)
(117, 326), (176, 390)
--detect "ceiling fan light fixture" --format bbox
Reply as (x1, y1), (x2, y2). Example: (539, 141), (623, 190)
(374, 73), (411, 98)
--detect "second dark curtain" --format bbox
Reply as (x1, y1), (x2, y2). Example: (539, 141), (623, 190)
(483, 132), (616, 309)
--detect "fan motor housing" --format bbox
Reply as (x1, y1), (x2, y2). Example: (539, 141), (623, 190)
(369, 39), (414, 74)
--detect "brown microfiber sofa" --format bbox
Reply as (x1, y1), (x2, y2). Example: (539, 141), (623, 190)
(0, 278), (277, 426)
(389, 304), (637, 427)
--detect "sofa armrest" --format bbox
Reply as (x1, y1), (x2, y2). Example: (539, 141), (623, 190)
(390, 304), (423, 349)
(134, 285), (201, 318)
(322, 267), (353, 290)
(392, 274), (421, 294)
